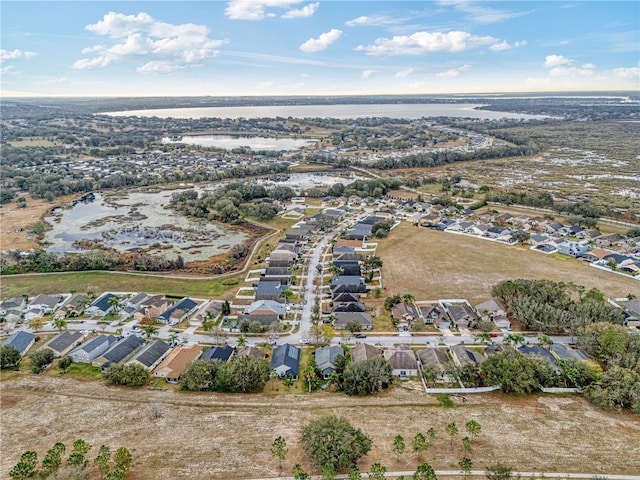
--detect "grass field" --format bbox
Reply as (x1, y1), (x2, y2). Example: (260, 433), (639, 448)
(376, 222), (640, 304)
(1, 374), (638, 479)
(0, 271), (243, 300)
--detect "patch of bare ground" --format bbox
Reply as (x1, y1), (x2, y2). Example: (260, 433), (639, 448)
(1, 375), (639, 479)
(377, 222), (640, 304)
(0, 194), (73, 252)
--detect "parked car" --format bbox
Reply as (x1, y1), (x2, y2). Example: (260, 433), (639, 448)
(355, 333), (367, 339)
(131, 326), (142, 333)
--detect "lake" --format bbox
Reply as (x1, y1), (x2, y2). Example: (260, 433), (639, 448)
(103, 103), (547, 120)
(161, 134), (316, 151)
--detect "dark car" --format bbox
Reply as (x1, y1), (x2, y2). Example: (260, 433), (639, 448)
(355, 333), (367, 339)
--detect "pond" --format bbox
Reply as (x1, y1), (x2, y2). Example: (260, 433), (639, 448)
(161, 134), (317, 151)
(248, 172), (362, 193)
(44, 191), (247, 262)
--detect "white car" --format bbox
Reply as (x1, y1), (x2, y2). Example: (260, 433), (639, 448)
(131, 326), (142, 333)
(300, 338), (310, 344)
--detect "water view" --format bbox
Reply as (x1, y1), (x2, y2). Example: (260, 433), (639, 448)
(161, 134), (317, 151)
(44, 191), (247, 261)
(104, 103), (548, 120)
(249, 172), (362, 192)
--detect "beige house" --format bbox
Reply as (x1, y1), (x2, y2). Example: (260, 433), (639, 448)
(154, 344), (202, 383)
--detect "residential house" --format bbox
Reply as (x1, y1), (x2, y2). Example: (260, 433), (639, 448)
(261, 267), (292, 285)
(416, 348), (450, 373)
(577, 248), (614, 263)
(25, 294), (62, 321)
(330, 276), (368, 295)
(557, 240), (589, 257)
(127, 339), (171, 371)
(158, 297), (198, 325)
(546, 222), (566, 234)
(446, 304), (478, 329)
(332, 292), (361, 304)
(391, 303), (418, 329)
(332, 301), (366, 313)
(603, 253), (635, 269)
(345, 223), (372, 240)
(201, 345), (234, 362)
(0, 296), (27, 321)
(191, 300), (223, 327)
(576, 229), (602, 241)
(2, 330), (36, 356)
(255, 281), (286, 303)
(596, 233), (626, 248)
(450, 345), (485, 366)
(333, 312), (373, 330)
(334, 239), (363, 249)
(85, 293), (118, 317)
(57, 294), (89, 318)
(268, 248), (298, 267)
(623, 299), (640, 321)
(120, 292), (149, 319)
(238, 299), (284, 326)
(69, 334), (118, 363)
(315, 345), (344, 379)
(42, 331), (85, 357)
(134, 295), (171, 322)
(484, 226), (511, 239)
(474, 299), (510, 329)
(339, 263), (362, 276)
(529, 234), (550, 246)
(92, 335), (145, 369)
(469, 223), (491, 236)
(350, 343), (380, 363)
(384, 345), (418, 378)
(270, 343), (301, 379)
(518, 346), (560, 371)
(419, 305), (446, 325)
(550, 344), (589, 361)
(236, 346), (267, 359)
(154, 344), (203, 383)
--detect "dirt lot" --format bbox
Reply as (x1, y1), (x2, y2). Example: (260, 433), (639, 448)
(0, 194), (65, 252)
(377, 222), (640, 304)
(1, 374), (639, 479)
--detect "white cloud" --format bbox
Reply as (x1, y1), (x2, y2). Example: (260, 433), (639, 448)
(282, 2), (319, 19)
(582, 63), (596, 69)
(544, 54), (573, 68)
(437, 64), (472, 77)
(345, 15), (401, 27)
(438, 0), (530, 25)
(395, 68), (414, 78)
(489, 40), (526, 51)
(612, 66), (640, 79)
(361, 69), (377, 79)
(225, 0), (302, 20)
(355, 31), (498, 56)
(73, 12), (226, 71)
(300, 29), (342, 53)
(0, 49), (37, 63)
(550, 65), (594, 77)
(0, 65), (18, 75)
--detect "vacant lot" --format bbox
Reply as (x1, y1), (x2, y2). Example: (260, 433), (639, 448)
(377, 222), (640, 304)
(0, 194), (64, 251)
(1, 374), (638, 479)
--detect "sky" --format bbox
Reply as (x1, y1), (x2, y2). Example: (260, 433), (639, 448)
(1, 1), (639, 97)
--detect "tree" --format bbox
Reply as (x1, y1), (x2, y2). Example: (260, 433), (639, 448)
(41, 443), (65, 476)
(29, 317), (44, 333)
(29, 349), (55, 371)
(309, 323), (324, 345)
(302, 363), (317, 393)
(402, 293), (415, 304)
(67, 439), (92, 468)
(503, 333), (525, 348)
(446, 422), (458, 447)
(293, 464), (310, 480)
(369, 463), (387, 480)
(202, 319), (214, 333)
(537, 334), (553, 350)
(474, 332), (492, 346)
(94, 445), (111, 479)
(321, 325), (336, 343)
(363, 255), (383, 281)
(103, 363), (150, 387)
(221, 300), (231, 316)
(53, 317), (68, 333)
(345, 319), (362, 333)
(459, 457), (473, 477)
(347, 466), (362, 480)
(113, 447), (132, 473)
(233, 356), (271, 393)
(300, 415), (372, 472)
(481, 349), (554, 395)
(426, 427), (437, 448)
(1, 345), (21, 369)
(9, 451), (38, 480)
(236, 335), (248, 347)
(392, 434), (405, 462)
(270, 436), (287, 472)
(413, 463), (437, 480)
(412, 432), (428, 460)
(461, 436), (473, 456)
(343, 356), (393, 396)
(485, 463), (513, 480)
(143, 325), (157, 338)
(108, 296), (122, 315)
(282, 289), (295, 303)
(321, 463), (337, 480)
(465, 419), (481, 441)
(179, 359), (218, 391)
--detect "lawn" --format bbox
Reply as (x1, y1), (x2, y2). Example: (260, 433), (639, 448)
(376, 222), (640, 304)
(0, 271), (243, 299)
(1, 374), (639, 479)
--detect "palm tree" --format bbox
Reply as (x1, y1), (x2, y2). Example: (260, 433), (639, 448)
(202, 319), (214, 333)
(402, 293), (415, 304)
(143, 325), (158, 338)
(115, 327), (123, 338)
(168, 333), (179, 345)
(107, 296), (122, 315)
(237, 335), (248, 347)
(282, 289), (295, 303)
(503, 333), (526, 348)
(538, 334), (553, 350)
(302, 364), (316, 393)
(53, 317), (68, 333)
(29, 317), (44, 333)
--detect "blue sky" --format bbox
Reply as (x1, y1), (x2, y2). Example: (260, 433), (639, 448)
(1, 1), (639, 97)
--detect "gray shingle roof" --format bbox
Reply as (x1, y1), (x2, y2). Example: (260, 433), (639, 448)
(128, 339), (171, 368)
